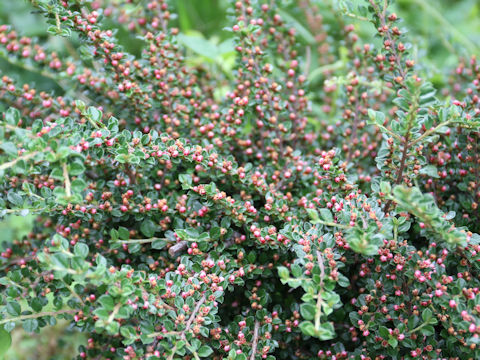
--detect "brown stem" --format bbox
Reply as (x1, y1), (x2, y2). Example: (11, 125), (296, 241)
(107, 303), (121, 323)
(0, 309), (76, 324)
(0, 151), (39, 171)
(165, 295), (206, 359)
(168, 241), (188, 257)
(382, 85), (420, 214)
(184, 295), (206, 335)
(63, 162), (71, 198)
(117, 237), (167, 244)
(383, 133), (410, 214)
(369, 0), (407, 82)
(250, 320), (260, 360)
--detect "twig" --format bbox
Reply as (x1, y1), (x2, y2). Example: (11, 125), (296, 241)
(107, 303), (121, 323)
(117, 237), (167, 244)
(374, 123), (403, 143)
(314, 251), (325, 330)
(167, 345), (178, 360)
(1, 207), (45, 214)
(250, 320), (260, 360)
(166, 295), (206, 360)
(0, 309), (76, 324)
(168, 241), (188, 257)
(147, 330), (181, 339)
(0, 151), (39, 171)
(185, 339), (201, 360)
(408, 320), (430, 335)
(369, 0), (407, 82)
(0, 52), (66, 92)
(63, 162), (72, 198)
(183, 295), (206, 333)
(316, 251), (325, 287)
(314, 285), (323, 329)
(314, 220), (350, 229)
(343, 12), (370, 22)
(65, 282), (86, 306)
(409, 120), (451, 147)
(55, 12), (61, 32)
(383, 88), (420, 214)
(3, 123), (36, 138)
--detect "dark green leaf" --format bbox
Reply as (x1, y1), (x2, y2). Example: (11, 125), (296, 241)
(74, 243), (89, 258)
(140, 219), (156, 238)
(300, 303), (316, 321)
(299, 321), (316, 337)
(197, 345), (213, 357)
(6, 302), (21, 317)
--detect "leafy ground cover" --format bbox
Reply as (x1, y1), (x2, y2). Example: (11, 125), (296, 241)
(0, 0), (480, 359)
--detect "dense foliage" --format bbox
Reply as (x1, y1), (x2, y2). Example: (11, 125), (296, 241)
(1, 0), (480, 359)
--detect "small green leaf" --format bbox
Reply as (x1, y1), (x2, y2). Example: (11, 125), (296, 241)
(7, 192), (23, 207)
(179, 173), (192, 186)
(210, 227), (221, 240)
(106, 321), (120, 335)
(419, 324), (435, 336)
(316, 322), (335, 340)
(277, 266), (289, 280)
(30, 298), (43, 312)
(1, 142), (17, 156)
(379, 181), (391, 194)
(419, 165), (439, 178)
(197, 345), (213, 357)
(23, 319), (39, 333)
(50, 253), (69, 269)
(19, 209), (30, 217)
(379, 326), (390, 338)
(71, 179), (87, 193)
(421, 308), (432, 322)
(118, 227), (130, 240)
(291, 264), (302, 277)
(69, 162), (85, 176)
(388, 338), (398, 348)
(74, 243), (89, 258)
(152, 239), (167, 249)
(140, 219), (156, 238)
(5, 107), (20, 125)
(300, 303), (316, 321)
(319, 209), (333, 222)
(367, 109), (385, 125)
(6, 302), (21, 316)
(120, 325), (137, 339)
(307, 209), (319, 222)
(98, 295), (114, 311)
(299, 321), (316, 337)
(336, 273), (350, 287)
(87, 107), (102, 122)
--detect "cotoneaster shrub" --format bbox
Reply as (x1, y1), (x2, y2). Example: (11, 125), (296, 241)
(0, 0), (480, 359)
